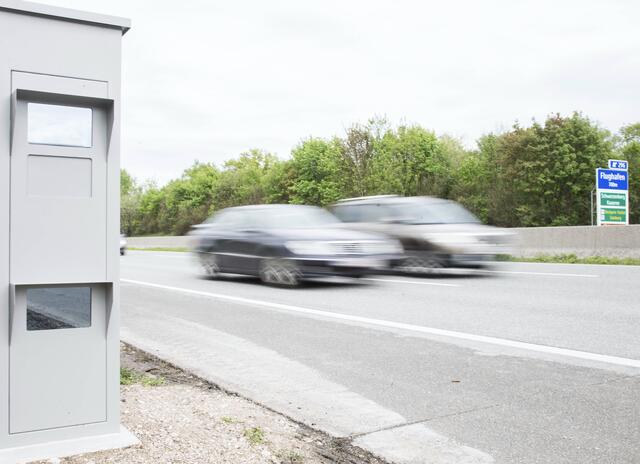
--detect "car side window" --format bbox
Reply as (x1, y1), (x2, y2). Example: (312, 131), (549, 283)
(214, 210), (260, 230)
(385, 204), (412, 222)
(358, 204), (386, 222)
(210, 211), (243, 229)
(333, 205), (367, 222)
(333, 204), (388, 223)
(333, 205), (355, 222)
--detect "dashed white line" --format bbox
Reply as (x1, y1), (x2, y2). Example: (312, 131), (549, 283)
(121, 278), (640, 369)
(363, 278), (460, 287)
(476, 269), (598, 278)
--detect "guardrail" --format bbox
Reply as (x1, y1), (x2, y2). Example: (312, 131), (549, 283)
(126, 225), (640, 259)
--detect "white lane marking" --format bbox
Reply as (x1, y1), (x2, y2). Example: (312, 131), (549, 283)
(121, 279), (640, 369)
(363, 278), (460, 287)
(469, 269), (598, 278)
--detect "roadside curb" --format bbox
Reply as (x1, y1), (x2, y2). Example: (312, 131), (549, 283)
(120, 341), (390, 464)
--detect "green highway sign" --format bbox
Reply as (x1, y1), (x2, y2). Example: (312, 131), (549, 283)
(600, 208), (626, 223)
(600, 192), (627, 207)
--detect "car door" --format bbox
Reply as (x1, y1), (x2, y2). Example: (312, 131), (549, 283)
(221, 214), (263, 274)
(201, 210), (242, 271)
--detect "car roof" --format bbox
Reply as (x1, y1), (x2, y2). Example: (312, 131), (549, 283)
(333, 195), (448, 206)
(221, 204), (321, 212)
(336, 194), (400, 203)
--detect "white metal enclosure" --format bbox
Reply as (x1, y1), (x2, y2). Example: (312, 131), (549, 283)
(0, 2), (134, 461)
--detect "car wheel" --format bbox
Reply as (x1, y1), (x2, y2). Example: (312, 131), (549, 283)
(398, 254), (444, 275)
(200, 252), (221, 278)
(259, 259), (301, 287)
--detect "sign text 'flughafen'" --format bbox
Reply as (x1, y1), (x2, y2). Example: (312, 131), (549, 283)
(596, 162), (629, 225)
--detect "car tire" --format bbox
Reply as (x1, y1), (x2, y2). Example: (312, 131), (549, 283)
(200, 252), (221, 278)
(397, 254), (444, 275)
(259, 258), (301, 287)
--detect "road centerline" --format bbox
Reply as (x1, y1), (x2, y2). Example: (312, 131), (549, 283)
(121, 278), (640, 370)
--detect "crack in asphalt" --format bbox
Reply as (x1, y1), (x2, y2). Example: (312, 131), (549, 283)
(351, 372), (640, 439)
(349, 402), (502, 439)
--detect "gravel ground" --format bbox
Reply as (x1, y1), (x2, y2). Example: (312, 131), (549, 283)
(35, 344), (387, 464)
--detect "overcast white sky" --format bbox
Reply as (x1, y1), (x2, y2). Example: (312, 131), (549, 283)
(45, 0), (640, 185)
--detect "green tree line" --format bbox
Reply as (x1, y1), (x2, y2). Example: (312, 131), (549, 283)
(121, 114), (640, 236)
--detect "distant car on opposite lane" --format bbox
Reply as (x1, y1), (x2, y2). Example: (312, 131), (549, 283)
(120, 234), (127, 255)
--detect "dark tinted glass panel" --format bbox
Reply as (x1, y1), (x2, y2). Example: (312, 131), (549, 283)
(27, 287), (92, 331)
(332, 205), (361, 222)
(393, 201), (481, 224)
(333, 204), (387, 222)
(253, 206), (338, 229)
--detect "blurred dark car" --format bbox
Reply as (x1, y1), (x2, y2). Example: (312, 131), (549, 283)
(330, 195), (513, 272)
(189, 204), (402, 286)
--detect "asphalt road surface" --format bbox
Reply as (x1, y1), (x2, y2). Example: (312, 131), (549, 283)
(120, 251), (640, 464)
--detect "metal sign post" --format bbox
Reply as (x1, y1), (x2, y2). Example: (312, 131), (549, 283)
(596, 161), (629, 226)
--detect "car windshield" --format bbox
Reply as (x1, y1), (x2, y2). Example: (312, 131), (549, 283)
(394, 201), (481, 224)
(255, 207), (340, 229)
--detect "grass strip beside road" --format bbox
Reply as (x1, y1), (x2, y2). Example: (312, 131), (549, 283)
(120, 366), (166, 386)
(498, 253), (640, 266)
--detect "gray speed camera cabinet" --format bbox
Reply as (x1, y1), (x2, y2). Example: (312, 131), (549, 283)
(0, 2), (136, 462)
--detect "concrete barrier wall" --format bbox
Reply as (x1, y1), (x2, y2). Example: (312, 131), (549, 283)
(126, 235), (192, 249)
(512, 225), (640, 258)
(127, 225), (640, 258)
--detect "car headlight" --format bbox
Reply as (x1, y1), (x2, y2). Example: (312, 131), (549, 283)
(285, 241), (337, 256)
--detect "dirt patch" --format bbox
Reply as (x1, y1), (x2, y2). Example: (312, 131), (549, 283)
(36, 343), (388, 464)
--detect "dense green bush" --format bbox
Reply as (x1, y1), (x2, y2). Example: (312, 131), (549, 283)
(121, 114), (638, 235)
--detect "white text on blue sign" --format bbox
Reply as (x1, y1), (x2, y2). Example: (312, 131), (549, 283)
(608, 160), (628, 170)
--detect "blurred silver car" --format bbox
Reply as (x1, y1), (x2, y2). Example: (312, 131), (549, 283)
(330, 195), (513, 272)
